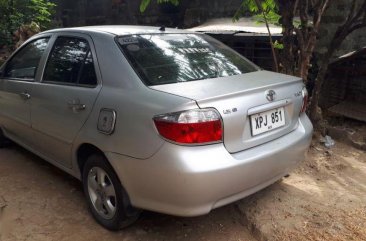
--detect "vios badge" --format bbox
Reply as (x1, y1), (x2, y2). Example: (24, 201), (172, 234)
(265, 90), (276, 102)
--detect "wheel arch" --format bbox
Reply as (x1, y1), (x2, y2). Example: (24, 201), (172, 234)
(77, 143), (141, 229)
(76, 143), (106, 177)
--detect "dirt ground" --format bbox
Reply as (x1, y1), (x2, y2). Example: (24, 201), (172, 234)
(0, 134), (365, 241)
(238, 133), (366, 241)
(0, 145), (255, 241)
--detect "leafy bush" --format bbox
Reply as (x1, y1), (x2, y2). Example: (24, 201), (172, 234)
(0, 0), (56, 47)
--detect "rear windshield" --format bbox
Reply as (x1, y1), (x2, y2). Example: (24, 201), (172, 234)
(118, 33), (258, 86)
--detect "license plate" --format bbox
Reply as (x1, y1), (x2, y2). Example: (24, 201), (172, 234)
(250, 107), (285, 136)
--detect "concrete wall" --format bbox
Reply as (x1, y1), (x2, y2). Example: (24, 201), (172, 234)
(316, 0), (366, 110)
(53, 0), (365, 57)
(315, 0), (366, 61)
(53, 0), (242, 29)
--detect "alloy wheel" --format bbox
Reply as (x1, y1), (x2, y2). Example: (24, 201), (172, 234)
(87, 167), (117, 219)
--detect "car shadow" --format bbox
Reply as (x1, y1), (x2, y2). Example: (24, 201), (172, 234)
(0, 143), (255, 241)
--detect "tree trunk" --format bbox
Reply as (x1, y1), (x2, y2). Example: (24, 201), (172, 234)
(299, 52), (310, 82)
(299, 36), (317, 83)
(308, 59), (329, 122)
(277, 0), (297, 75)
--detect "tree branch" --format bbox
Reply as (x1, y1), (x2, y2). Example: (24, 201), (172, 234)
(293, 0), (299, 16)
(347, 22), (366, 35)
(312, 0), (329, 33)
(350, 0), (366, 23)
(254, 0), (279, 72)
(299, 0), (309, 25)
(294, 28), (305, 52)
(345, 0), (358, 24)
(320, 0), (329, 15)
(338, 0), (366, 38)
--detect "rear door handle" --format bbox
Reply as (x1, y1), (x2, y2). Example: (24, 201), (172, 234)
(67, 100), (86, 111)
(19, 92), (31, 100)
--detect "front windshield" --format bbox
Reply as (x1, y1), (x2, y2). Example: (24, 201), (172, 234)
(118, 33), (259, 86)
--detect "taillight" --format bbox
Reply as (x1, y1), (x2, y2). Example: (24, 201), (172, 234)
(153, 109), (223, 144)
(301, 86), (308, 113)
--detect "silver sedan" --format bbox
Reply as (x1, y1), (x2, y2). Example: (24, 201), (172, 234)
(0, 26), (313, 230)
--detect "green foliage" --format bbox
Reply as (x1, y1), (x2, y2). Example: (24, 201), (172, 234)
(233, 0), (280, 25)
(0, 0), (56, 47)
(273, 40), (284, 49)
(139, 0), (280, 26)
(139, 0), (150, 13)
(140, 0), (179, 13)
(252, 11), (280, 25)
(28, 0), (56, 29)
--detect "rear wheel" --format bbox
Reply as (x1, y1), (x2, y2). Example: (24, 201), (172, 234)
(0, 129), (10, 148)
(82, 154), (140, 230)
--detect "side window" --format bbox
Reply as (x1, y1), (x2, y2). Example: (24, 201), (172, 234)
(4, 38), (49, 80)
(43, 37), (97, 86)
(79, 51), (97, 86)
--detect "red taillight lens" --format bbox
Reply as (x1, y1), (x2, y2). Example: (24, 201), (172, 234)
(153, 109), (223, 144)
(301, 87), (308, 113)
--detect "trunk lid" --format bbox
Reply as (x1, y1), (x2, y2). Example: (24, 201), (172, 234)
(150, 70), (305, 153)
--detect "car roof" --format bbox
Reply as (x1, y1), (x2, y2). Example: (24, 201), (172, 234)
(42, 25), (196, 36)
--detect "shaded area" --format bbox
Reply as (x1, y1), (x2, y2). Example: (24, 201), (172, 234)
(53, 0), (242, 28)
(320, 47), (366, 122)
(328, 101), (366, 122)
(0, 144), (255, 241)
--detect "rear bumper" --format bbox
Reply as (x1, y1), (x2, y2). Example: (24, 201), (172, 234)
(106, 113), (313, 216)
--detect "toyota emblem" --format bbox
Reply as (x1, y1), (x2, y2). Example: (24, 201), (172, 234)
(266, 90), (276, 102)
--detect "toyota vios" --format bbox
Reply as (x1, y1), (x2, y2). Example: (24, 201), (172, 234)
(0, 26), (313, 230)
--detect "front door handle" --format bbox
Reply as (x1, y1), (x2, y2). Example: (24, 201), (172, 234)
(19, 92), (31, 100)
(67, 100), (86, 112)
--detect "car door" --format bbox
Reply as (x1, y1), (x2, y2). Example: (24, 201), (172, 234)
(31, 33), (102, 168)
(0, 37), (50, 147)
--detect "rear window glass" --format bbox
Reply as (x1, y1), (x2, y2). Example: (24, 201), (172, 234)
(118, 34), (258, 86)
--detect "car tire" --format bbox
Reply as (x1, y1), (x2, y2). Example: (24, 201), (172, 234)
(82, 154), (141, 230)
(0, 129), (10, 148)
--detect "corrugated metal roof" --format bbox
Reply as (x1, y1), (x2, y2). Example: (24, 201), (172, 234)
(42, 25), (194, 36)
(188, 17), (282, 35)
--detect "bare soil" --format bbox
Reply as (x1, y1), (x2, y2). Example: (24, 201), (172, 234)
(0, 145), (255, 241)
(0, 133), (365, 241)
(238, 133), (366, 241)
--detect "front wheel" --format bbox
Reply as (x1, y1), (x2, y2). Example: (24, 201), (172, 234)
(82, 154), (140, 230)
